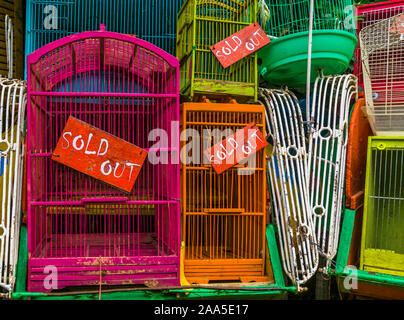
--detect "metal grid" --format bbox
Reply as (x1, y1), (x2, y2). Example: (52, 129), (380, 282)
(361, 137), (404, 277)
(181, 101), (268, 284)
(360, 13), (404, 135)
(261, 0), (356, 38)
(25, 0), (185, 78)
(355, 0), (404, 89)
(177, 0), (258, 101)
(0, 77), (26, 297)
(308, 74), (357, 272)
(259, 88), (317, 289)
(27, 29), (181, 292)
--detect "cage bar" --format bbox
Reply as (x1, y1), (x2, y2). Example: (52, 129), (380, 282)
(259, 88), (317, 288)
(258, 0), (357, 87)
(307, 74), (357, 271)
(180, 100), (270, 284)
(25, 0), (185, 78)
(361, 137), (404, 277)
(360, 13), (404, 135)
(0, 77), (26, 296)
(355, 0), (404, 89)
(26, 29), (181, 292)
(176, 0), (258, 101)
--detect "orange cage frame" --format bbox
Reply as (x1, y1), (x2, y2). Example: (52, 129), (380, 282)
(180, 100), (272, 284)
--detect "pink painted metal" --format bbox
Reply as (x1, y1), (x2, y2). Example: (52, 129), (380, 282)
(26, 27), (180, 292)
(355, 0), (404, 89)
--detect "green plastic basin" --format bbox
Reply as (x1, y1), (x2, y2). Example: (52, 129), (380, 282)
(258, 30), (357, 88)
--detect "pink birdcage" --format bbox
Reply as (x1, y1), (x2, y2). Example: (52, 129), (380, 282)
(26, 27), (180, 292)
(355, 0), (404, 89)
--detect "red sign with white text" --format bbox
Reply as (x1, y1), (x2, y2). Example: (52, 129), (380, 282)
(390, 13), (404, 35)
(204, 123), (268, 175)
(51, 116), (148, 193)
(210, 23), (270, 69)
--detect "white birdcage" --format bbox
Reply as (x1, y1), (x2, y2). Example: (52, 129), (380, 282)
(259, 88), (318, 289)
(0, 16), (26, 297)
(307, 74), (357, 272)
(360, 13), (404, 135)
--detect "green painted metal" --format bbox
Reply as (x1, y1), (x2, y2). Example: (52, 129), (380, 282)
(360, 137), (404, 277)
(176, 0), (258, 101)
(12, 224), (294, 300)
(258, 0), (357, 87)
(266, 224), (286, 288)
(14, 224), (27, 294)
(335, 208), (356, 275)
(335, 208), (404, 293)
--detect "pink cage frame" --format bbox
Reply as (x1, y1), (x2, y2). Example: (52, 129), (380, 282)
(26, 27), (181, 292)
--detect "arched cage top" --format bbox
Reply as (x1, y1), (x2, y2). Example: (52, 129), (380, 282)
(260, 0), (356, 38)
(27, 30), (179, 94)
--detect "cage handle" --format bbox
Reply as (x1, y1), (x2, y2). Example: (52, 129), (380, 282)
(81, 197), (128, 204)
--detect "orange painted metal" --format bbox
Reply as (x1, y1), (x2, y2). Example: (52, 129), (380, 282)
(205, 123), (268, 174)
(210, 22), (270, 69)
(52, 116), (148, 193)
(181, 100), (271, 284)
(345, 98), (373, 210)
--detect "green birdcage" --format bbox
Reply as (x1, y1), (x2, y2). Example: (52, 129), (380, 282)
(258, 0), (357, 87)
(361, 137), (404, 278)
(176, 0), (258, 101)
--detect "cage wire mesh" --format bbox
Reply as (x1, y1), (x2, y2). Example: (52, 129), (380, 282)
(360, 13), (404, 135)
(260, 0), (356, 37)
(177, 0), (258, 101)
(26, 29), (180, 292)
(307, 74), (357, 272)
(354, 0), (404, 89)
(361, 137), (404, 277)
(180, 101), (269, 284)
(259, 88), (318, 289)
(25, 0), (185, 78)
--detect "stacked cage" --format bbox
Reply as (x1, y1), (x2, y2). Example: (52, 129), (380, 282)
(25, 0), (185, 76)
(360, 13), (404, 135)
(258, 0), (357, 87)
(354, 0), (404, 89)
(0, 77), (26, 297)
(361, 137), (404, 277)
(26, 29), (180, 292)
(176, 0), (258, 101)
(181, 101), (270, 284)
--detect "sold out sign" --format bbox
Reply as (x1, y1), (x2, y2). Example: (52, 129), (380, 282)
(204, 123), (268, 175)
(52, 116), (147, 193)
(210, 23), (270, 69)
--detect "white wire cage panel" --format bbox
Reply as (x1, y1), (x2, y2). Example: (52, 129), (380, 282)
(360, 13), (404, 135)
(307, 74), (358, 272)
(0, 77), (26, 297)
(259, 88), (318, 289)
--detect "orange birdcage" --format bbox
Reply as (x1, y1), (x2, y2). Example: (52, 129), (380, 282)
(180, 100), (272, 284)
(345, 97), (373, 267)
(345, 97), (373, 210)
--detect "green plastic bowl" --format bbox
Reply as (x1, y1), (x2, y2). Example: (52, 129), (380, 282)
(258, 30), (357, 88)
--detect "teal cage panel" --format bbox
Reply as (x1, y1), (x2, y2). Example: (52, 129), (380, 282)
(25, 0), (185, 77)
